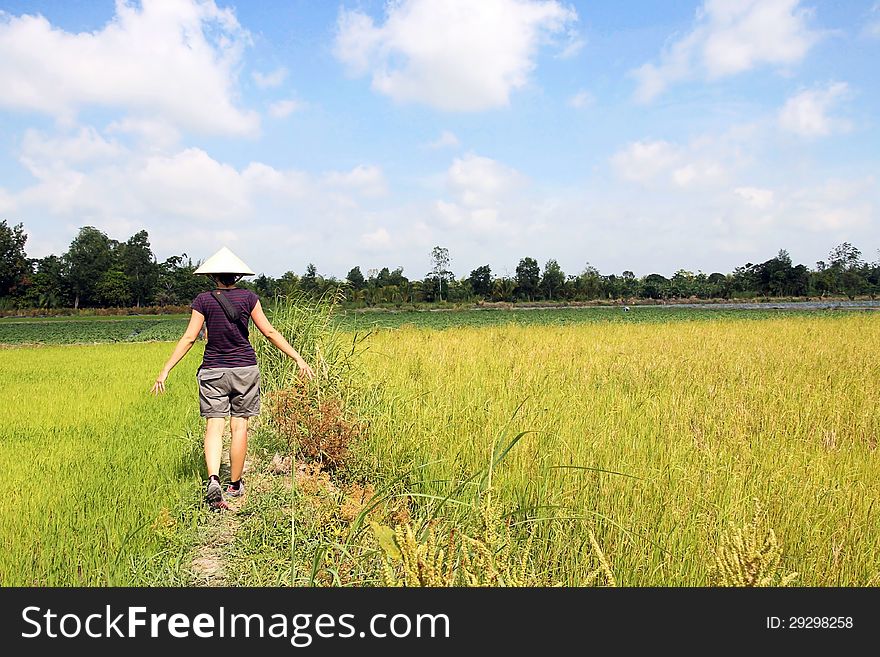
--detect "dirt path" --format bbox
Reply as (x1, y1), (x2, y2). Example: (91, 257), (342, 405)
(189, 432), (251, 586)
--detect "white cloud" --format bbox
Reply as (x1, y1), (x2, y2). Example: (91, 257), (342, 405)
(557, 27), (585, 59)
(10, 126), (385, 241)
(778, 82), (851, 137)
(429, 153), (530, 237)
(333, 0), (578, 111)
(252, 67), (287, 88)
(133, 148), (252, 221)
(785, 177), (876, 232)
(425, 130), (461, 149)
(361, 227), (392, 250)
(446, 153), (526, 207)
(734, 186), (775, 209)
(105, 118), (181, 151)
(611, 135), (740, 188)
(611, 140), (682, 183)
(567, 90), (594, 108)
(434, 199), (508, 235)
(632, 0), (821, 102)
(0, 0), (258, 135)
(21, 127), (123, 171)
(323, 164), (388, 198)
(241, 162), (310, 199)
(268, 99), (306, 118)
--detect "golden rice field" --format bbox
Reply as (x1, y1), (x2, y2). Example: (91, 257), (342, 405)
(350, 314), (880, 585)
(0, 311), (877, 586)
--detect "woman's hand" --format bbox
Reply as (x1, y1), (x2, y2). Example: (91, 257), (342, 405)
(296, 358), (315, 380)
(152, 311), (203, 396)
(151, 371), (169, 395)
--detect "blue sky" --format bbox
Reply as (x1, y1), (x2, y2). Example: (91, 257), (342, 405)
(0, 0), (877, 280)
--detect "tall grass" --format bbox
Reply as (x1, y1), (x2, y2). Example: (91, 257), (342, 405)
(253, 290), (366, 402)
(247, 291), (368, 585)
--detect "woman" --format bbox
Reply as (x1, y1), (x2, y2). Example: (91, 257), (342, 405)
(151, 246), (314, 510)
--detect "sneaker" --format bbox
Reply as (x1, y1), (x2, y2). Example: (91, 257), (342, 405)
(205, 478), (227, 510)
(226, 480), (245, 498)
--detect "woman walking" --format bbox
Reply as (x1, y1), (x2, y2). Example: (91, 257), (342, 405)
(151, 247), (314, 510)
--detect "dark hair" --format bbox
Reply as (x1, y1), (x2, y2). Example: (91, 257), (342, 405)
(212, 273), (240, 286)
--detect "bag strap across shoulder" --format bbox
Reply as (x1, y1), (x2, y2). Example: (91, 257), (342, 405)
(211, 288), (241, 323)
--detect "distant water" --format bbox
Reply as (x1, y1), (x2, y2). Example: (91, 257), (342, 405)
(627, 300), (880, 311)
(418, 299), (880, 314)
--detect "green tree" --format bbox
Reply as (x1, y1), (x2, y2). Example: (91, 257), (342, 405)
(788, 265), (810, 296)
(301, 263), (319, 297)
(277, 271), (300, 297)
(828, 242), (866, 299)
(755, 250), (793, 296)
(515, 257), (540, 300)
(0, 220), (30, 297)
(96, 269), (132, 307)
(620, 270), (639, 299)
(492, 276), (516, 301)
(573, 265), (602, 300)
(119, 230), (158, 307)
(155, 255), (208, 305)
(346, 266), (365, 290)
(601, 274), (623, 299)
(64, 226), (114, 308)
(387, 267), (408, 287)
(840, 270), (866, 300)
(670, 269), (696, 298)
(540, 259), (565, 300)
(707, 272), (730, 298)
(421, 275), (440, 302)
(429, 246), (452, 302)
(253, 274), (278, 298)
(27, 255), (69, 308)
(828, 242), (862, 271)
(641, 273), (669, 299)
(468, 264), (493, 298)
(730, 263), (759, 297)
(376, 267), (393, 287)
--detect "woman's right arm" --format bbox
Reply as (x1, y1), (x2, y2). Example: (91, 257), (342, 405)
(151, 310), (205, 394)
(251, 300), (315, 379)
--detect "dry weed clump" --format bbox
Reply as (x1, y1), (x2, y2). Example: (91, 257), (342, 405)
(371, 493), (547, 587)
(150, 507), (176, 540)
(711, 501), (798, 587)
(294, 462), (337, 496)
(267, 387), (360, 470)
(339, 482), (376, 523)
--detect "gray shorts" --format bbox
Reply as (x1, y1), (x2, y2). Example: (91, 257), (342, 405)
(197, 365), (261, 418)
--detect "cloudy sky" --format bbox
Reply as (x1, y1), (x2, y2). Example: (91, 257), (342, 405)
(0, 0), (877, 279)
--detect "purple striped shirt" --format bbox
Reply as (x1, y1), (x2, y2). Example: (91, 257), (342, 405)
(191, 288), (259, 369)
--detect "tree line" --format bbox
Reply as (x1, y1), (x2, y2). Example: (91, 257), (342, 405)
(1, 221), (878, 310)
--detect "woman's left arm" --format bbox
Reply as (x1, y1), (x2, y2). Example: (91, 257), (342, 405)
(151, 310), (205, 395)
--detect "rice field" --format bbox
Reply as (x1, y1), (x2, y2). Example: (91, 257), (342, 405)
(0, 342), (205, 585)
(347, 313), (880, 585)
(1, 308), (877, 586)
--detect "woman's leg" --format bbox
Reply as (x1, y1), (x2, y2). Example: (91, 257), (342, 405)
(229, 416), (249, 482)
(204, 417), (225, 477)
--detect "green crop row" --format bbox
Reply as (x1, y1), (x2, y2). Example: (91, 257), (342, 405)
(0, 317), (190, 345)
(0, 306), (867, 346)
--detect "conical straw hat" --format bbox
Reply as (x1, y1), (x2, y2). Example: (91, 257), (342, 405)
(193, 246), (255, 276)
